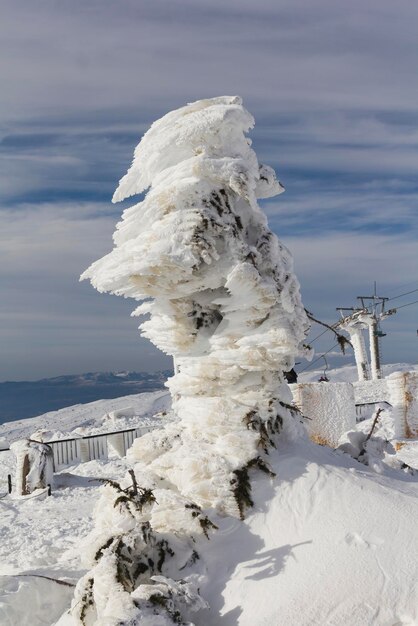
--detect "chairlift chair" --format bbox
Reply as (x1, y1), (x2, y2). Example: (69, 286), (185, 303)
(374, 322), (386, 338)
(318, 355), (329, 382)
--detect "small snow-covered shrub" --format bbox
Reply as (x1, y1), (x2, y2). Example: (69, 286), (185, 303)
(339, 429), (395, 474)
(338, 406), (415, 475)
(131, 576), (208, 625)
(71, 471), (212, 625)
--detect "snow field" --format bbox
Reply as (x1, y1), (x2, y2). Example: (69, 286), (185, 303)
(0, 369), (417, 624)
(195, 439), (418, 626)
(0, 457), (131, 626)
(0, 391), (172, 625)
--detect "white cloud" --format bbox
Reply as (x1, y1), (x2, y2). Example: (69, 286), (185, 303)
(1, 203), (415, 380)
(1, 0), (418, 122)
(1, 0), (417, 378)
(0, 202), (173, 380)
(263, 184), (418, 235)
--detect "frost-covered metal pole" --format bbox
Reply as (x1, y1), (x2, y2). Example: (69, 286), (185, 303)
(348, 326), (370, 381)
(338, 312), (370, 381)
(368, 317), (382, 380)
(357, 287), (388, 381)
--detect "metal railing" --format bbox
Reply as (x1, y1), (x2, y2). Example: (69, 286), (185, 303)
(47, 424), (158, 470)
(0, 423), (160, 472)
(355, 401), (392, 421)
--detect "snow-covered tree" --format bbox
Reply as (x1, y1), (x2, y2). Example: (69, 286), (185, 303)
(77, 96), (309, 624)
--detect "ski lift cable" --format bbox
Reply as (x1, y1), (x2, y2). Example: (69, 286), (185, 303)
(386, 288), (418, 303)
(307, 318), (341, 344)
(385, 279), (418, 296)
(390, 298), (418, 312)
(309, 327), (333, 344)
(298, 342), (339, 374)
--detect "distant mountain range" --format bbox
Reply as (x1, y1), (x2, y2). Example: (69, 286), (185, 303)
(0, 370), (172, 423)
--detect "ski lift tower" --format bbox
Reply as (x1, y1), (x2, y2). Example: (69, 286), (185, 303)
(357, 282), (395, 380)
(337, 283), (396, 382)
(336, 308), (371, 381)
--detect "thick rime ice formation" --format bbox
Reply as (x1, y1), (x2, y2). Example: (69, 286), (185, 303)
(80, 96), (309, 625)
(10, 439), (54, 495)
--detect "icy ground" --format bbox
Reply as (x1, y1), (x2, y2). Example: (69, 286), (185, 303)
(1, 373), (418, 625)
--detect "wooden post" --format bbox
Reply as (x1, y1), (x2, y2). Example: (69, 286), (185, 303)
(21, 453), (31, 495)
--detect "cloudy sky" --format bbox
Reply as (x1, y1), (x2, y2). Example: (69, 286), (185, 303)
(1, 0), (417, 381)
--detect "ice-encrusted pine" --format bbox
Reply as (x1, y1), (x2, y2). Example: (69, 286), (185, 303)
(81, 96), (309, 518)
(77, 96), (309, 625)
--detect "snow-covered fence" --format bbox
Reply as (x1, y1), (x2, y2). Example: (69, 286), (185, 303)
(387, 371), (418, 439)
(51, 438), (82, 470)
(47, 425), (159, 471)
(291, 382), (356, 447)
(353, 379), (389, 405)
(81, 436), (108, 463)
(107, 425), (155, 458)
(355, 401), (392, 422)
